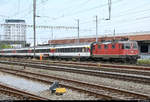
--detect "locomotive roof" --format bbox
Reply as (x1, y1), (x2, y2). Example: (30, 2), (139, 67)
(96, 40), (137, 44)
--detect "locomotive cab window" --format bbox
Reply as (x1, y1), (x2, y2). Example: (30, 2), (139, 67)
(133, 43), (137, 49)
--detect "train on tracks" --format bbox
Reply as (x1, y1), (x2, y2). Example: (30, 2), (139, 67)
(0, 40), (139, 63)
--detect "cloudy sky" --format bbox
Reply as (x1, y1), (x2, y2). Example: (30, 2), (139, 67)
(0, 0), (150, 45)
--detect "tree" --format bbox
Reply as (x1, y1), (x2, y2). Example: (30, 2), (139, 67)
(0, 44), (12, 49)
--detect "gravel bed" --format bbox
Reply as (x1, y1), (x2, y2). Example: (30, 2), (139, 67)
(0, 94), (18, 100)
(38, 89), (96, 100)
(0, 64), (98, 100)
(23, 65), (150, 96)
(0, 63), (150, 99)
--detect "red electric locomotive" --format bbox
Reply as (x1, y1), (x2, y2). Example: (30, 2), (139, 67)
(91, 40), (139, 63)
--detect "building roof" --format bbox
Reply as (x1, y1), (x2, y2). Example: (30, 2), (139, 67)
(5, 19), (25, 23)
(48, 34), (150, 45)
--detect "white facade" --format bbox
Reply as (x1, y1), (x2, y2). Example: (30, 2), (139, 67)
(4, 19), (26, 42)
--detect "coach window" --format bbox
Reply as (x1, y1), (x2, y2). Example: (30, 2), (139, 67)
(66, 48), (68, 52)
(75, 48), (78, 52)
(84, 48), (86, 52)
(70, 48), (73, 52)
(65, 48), (67, 52)
(104, 45), (108, 49)
(74, 48), (77, 52)
(35, 49), (39, 53)
(82, 48), (84, 52)
(78, 48), (80, 52)
(80, 48), (83, 52)
(47, 49), (50, 52)
(64, 48), (66, 53)
(22, 50), (26, 53)
(73, 48), (75, 52)
(78, 48), (81, 52)
(39, 49), (42, 53)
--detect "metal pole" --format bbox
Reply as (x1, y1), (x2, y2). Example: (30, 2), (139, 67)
(77, 19), (79, 44)
(51, 28), (53, 45)
(108, 0), (111, 20)
(113, 28), (115, 41)
(96, 15), (98, 42)
(33, 0), (36, 58)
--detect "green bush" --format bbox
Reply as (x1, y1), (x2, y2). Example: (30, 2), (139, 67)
(0, 44), (12, 49)
(137, 59), (150, 65)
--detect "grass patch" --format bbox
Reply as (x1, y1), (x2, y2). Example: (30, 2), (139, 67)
(137, 59), (150, 65)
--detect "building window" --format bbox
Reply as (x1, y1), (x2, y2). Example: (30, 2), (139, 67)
(141, 44), (148, 53)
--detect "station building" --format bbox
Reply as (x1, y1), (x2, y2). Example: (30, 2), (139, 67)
(48, 33), (150, 59)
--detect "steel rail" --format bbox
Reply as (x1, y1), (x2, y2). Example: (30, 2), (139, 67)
(0, 67), (150, 100)
(1, 58), (150, 71)
(0, 60), (150, 85)
(0, 83), (49, 100)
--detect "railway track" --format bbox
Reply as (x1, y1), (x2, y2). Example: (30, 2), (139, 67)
(0, 67), (149, 100)
(0, 60), (150, 85)
(1, 58), (150, 77)
(0, 82), (49, 100)
(1, 57), (150, 71)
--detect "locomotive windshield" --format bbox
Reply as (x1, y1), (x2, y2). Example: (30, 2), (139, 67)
(124, 43), (131, 49)
(133, 42), (138, 49)
(122, 42), (138, 49)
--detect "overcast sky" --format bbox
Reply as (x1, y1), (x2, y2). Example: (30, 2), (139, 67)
(0, 0), (150, 45)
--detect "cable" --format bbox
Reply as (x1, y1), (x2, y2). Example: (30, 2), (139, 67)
(46, 0), (122, 21)
(57, 0), (91, 13)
